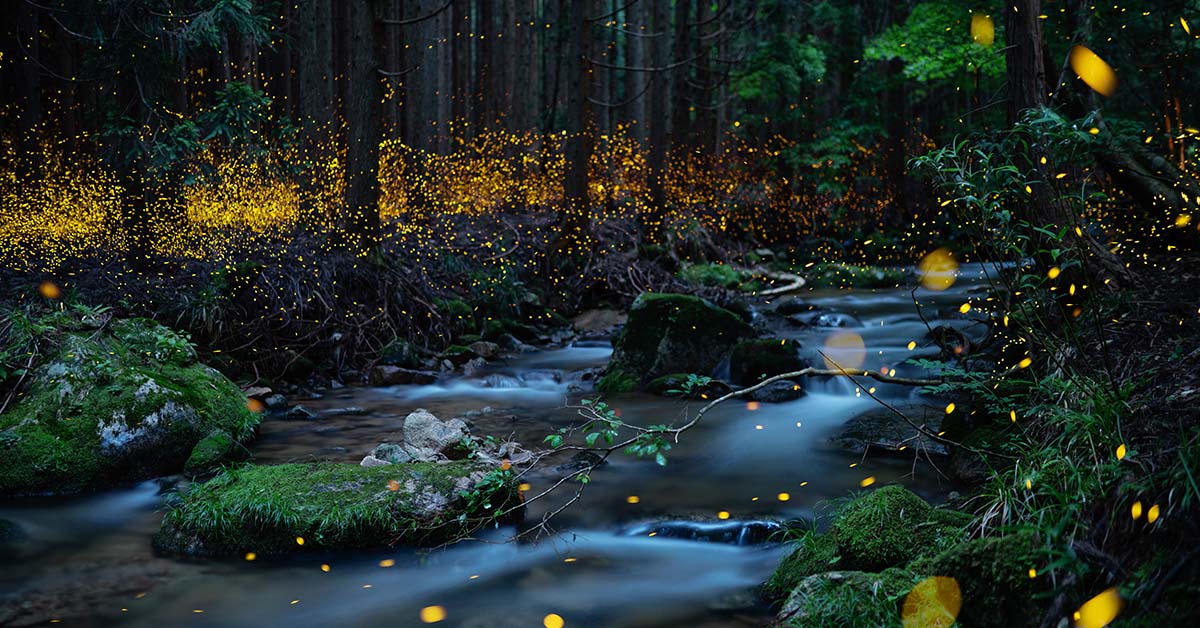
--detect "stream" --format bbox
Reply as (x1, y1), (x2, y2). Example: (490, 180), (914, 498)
(0, 265), (996, 627)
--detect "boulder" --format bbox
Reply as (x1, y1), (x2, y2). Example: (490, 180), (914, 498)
(908, 532), (1047, 628)
(749, 380), (804, 403)
(402, 409), (470, 460)
(834, 406), (949, 457)
(779, 569), (915, 627)
(153, 461), (521, 557)
(466, 341), (503, 360)
(368, 365), (439, 386)
(0, 316), (258, 497)
(773, 297), (820, 316)
(377, 338), (422, 368)
(729, 339), (805, 385)
(597, 293), (755, 392)
(764, 486), (971, 601)
(184, 431), (243, 475)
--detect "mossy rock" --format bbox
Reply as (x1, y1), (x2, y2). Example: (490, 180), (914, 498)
(805, 263), (907, 289)
(908, 531), (1047, 628)
(184, 431), (243, 475)
(378, 338), (422, 368)
(0, 316), (258, 497)
(153, 461), (520, 557)
(764, 532), (841, 599)
(765, 487), (969, 604)
(779, 569), (915, 628)
(598, 293), (755, 392)
(832, 486), (969, 571)
(729, 338), (805, 385)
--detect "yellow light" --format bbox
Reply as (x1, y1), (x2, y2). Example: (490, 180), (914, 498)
(718, 511), (730, 520)
(544, 614), (565, 628)
(1074, 587), (1123, 628)
(918, 248), (959, 291)
(901, 576), (962, 628)
(823, 331), (866, 370)
(244, 552), (257, 561)
(970, 14), (995, 46)
(860, 476), (876, 487)
(945, 403), (956, 414)
(777, 492), (791, 502)
(626, 495), (640, 504)
(420, 606), (447, 623)
(1131, 501), (1143, 520)
(1116, 444), (1126, 460)
(1070, 45), (1118, 96)
(1147, 504), (1160, 523)
(295, 536), (305, 546)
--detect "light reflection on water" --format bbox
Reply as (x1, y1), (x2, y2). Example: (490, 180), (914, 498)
(0, 265), (995, 627)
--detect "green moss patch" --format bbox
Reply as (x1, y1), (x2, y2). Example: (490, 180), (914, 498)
(908, 531), (1047, 628)
(832, 485), (970, 571)
(779, 569), (915, 628)
(0, 316), (258, 497)
(154, 461), (520, 557)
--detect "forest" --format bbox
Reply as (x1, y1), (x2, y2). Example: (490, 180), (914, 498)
(1, 0), (1199, 626)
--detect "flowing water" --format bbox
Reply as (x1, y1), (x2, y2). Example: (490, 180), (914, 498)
(0, 265), (997, 627)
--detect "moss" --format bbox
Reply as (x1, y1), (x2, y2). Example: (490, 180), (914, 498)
(596, 367), (639, 393)
(604, 293), (755, 389)
(378, 338), (421, 368)
(729, 338), (805, 385)
(153, 461), (520, 557)
(184, 431), (237, 475)
(678, 262), (746, 289)
(765, 532), (841, 599)
(832, 486), (968, 571)
(908, 531), (1047, 628)
(780, 569), (915, 628)
(805, 263), (907, 289)
(0, 316), (258, 497)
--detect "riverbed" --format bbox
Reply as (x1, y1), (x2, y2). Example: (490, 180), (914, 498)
(0, 265), (995, 627)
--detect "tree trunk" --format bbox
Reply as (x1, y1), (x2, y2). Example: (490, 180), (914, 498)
(341, 0), (385, 254)
(553, 0), (593, 265)
(641, 0), (670, 244)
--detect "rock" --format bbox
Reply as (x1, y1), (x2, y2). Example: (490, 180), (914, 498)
(729, 339), (805, 386)
(462, 357), (488, 377)
(597, 293), (755, 392)
(834, 407), (948, 457)
(773, 297), (820, 316)
(440, 345), (477, 365)
(908, 532), (1047, 628)
(359, 455), (389, 467)
(152, 461), (521, 557)
(378, 338), (422, 368)
(571, 308), (627, 334)
(645, 373), (733, 398)
(370, 442), (413, 464)
(0, 316), (258, 497)
(467, 341), (502, 360)
(184, 431), (240, 475)
(321, 406), (367, 417)
(779, 569), (914, 626)
(764, 486), (971, 600)
(263, 393), (288, 409)
(749, 380), (804, 403)
(242, 386), (273, 399)
(368, 365), (439, 386)
(285, 405), (317, 420)
(402, 409), (471, 460)
(554, 451), (607, 475)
